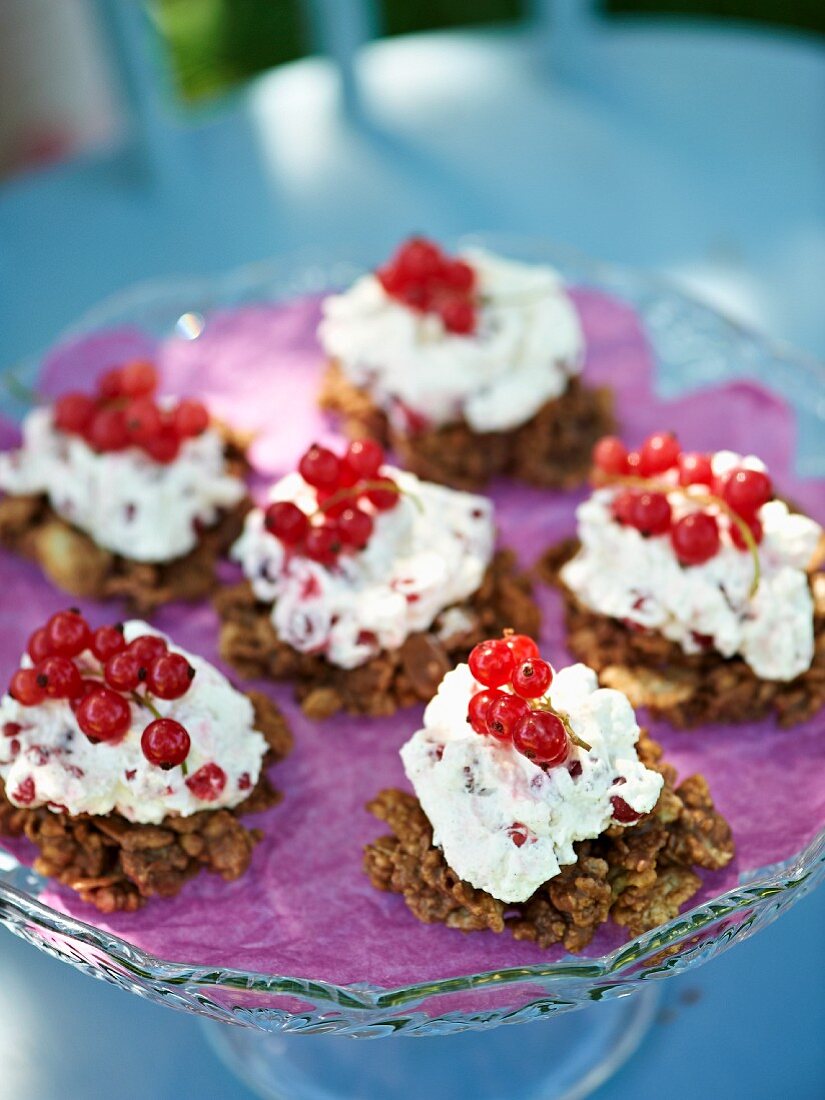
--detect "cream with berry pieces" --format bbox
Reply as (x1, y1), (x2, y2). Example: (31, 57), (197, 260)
(539, 431), (825, 727)
(0, 610), (269, 823)
(401, 637), (663, 903)
(364, 634), (734, 949)
(0, 359), (246, 563)
(318, 237), (613, 490)
(232, 439), (494, 669)
(218, 438), (541, 716)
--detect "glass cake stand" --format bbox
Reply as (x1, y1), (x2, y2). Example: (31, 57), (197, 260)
(1, 239), (824, 1100)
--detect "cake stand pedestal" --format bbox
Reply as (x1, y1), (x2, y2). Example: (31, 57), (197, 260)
(205, 985), (660, 1100)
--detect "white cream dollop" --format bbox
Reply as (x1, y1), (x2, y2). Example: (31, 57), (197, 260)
(318, 248), (584, 433)
(561, 451), (822, 682)
(231, 467), (495, 670)
(401, 663), (663, 904)
(0, 622), (269, 824)
(0, 406), (247, 562)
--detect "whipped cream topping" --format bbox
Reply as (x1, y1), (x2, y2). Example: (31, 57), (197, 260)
(562, 451), (823, 682)
(401, 663), (663, 904)
(0, 622), (268, 824)
(0, 406), (247, 562)
(319, 247), (584, 433)
(232, 468), (495, 670)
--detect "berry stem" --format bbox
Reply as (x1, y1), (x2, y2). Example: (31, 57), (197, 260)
(3, 370), (41, 407)
(604, 474), (761, 597)
(130, 690), (163, 720)
(527, 696), (591, 751)
(315, 479), (423, 516)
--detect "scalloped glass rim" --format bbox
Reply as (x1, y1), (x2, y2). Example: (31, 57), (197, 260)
(1, 237), (824, 1034)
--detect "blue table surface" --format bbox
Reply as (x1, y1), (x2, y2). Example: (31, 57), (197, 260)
(0, 21), (823, 1100)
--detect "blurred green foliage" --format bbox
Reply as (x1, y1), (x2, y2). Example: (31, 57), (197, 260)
(152, 0), (824, 103)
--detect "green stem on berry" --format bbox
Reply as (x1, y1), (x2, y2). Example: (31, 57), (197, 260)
(528, 697), (592, 752)
(315, 478), (423, 516)
(181, 757), (189, 778)
(605, 474), (761, 598)
(3, 371), (41, 407)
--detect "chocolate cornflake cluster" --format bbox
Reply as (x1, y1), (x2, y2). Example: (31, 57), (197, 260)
(0, 692), (292, 913)
(320, 365), (614, 492)
(363, 732), (734, 952)
(0, 438), (249, 614)
(215, 549), (541, 719)
(540, 539), (825, 728)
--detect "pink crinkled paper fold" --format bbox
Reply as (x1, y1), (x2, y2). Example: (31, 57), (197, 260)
(1, 289), (823, 990)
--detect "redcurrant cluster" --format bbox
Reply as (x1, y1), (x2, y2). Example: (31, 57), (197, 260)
(263, 439), (400, 567)
(53, 359), (210, 465)
(376, 237), (478, 335)
(8, 610), (194, 771)
(593, 431), (773, 566)
(466, 635), (580, 769)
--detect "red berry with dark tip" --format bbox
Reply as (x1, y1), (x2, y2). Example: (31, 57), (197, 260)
(336, 506), (373, 549)
(344, 438), (384, 480)
(27, 627), (53, 664)
(627, 491), (672, 536)
(141, 718), (191, 769)
(124, 397), (163, 444)
(486, 694), (530, 741)
(264, 501), (309, 545)
(593, 436), (629, 476)
(512, 658), (554, 700)
(678, 452), (713, 487)
(467, 688), (503, 735)
(185, 762), (227, 802)
(468, 639), (515, 689)
(9, 668), (46, 706)
(173, 398), (209, 438)
(722, 467), (772, 517)
(76, 687), (131, 744)
(612, 489), (639, 525)
(35, 656), (82, 699)
(127, 635), (168, 665)
(304, 524), (340, 566)
(54, 393), (96, 435)
(639, 431), (681, 476)
(671, 512), (720, 565)
(91, 624), (126, 662)
(46, 610), (91, 658)
(512, 711), (569, 766)
(298, 444), (341, 490)
(146, 653), (195, 700)
(104, 651), (142, 692)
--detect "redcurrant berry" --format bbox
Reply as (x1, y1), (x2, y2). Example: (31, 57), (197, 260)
(364, 478), (400, 511)
(722, 468), (772, 517)
(173, 398), (209, 438)
(304, 523), (340, 565)
(46, 609), (91, 658)
(486, 694), (530, 741)
(671, 512), (720, 565)
(27, 627), (53, 663)
(185, 762), (227, 802)
(119, 360), (158, 398)
(396, 237), (444, 282)
(441, 259), (475, 292)
(611, 795), (641, 824)
(678, 452), (713, 486)
(512, 658), (554, 699)
(35, 656), (82, 699)
(146, 653), (195, 700)
(639, 431), (681, 476)
(468, 639), (515, 689)
(9, 668), (46, 706)
(141, 718), (191, 769)
(344, 438), (384, 480)
(504, 634), (540, 664)
(627, 491), (672, 536)
(127, 635), (168, 665)
(97, 367), (124, 400)
(104, 651), (143, 692)
(593, 436), (629, 475)
(264, 501), (309, 545)
(142, 425), (181, 464)
(512, 711), (568, 766)
(91, 624), (126, 662)
(70, 680), (101, 713)
(54, 393), (96, 435)
(124, 397), (163, 444)
(439, 298), (475, 335)
(336, 506), (373, 549)
(467, 688), (503, 735)
(88, 407), (130, 452)
(612, 489), (639, 525)
(730, 512), (763, 550)
(298, 444), (341, 490)
(76, 687), (131, 744)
